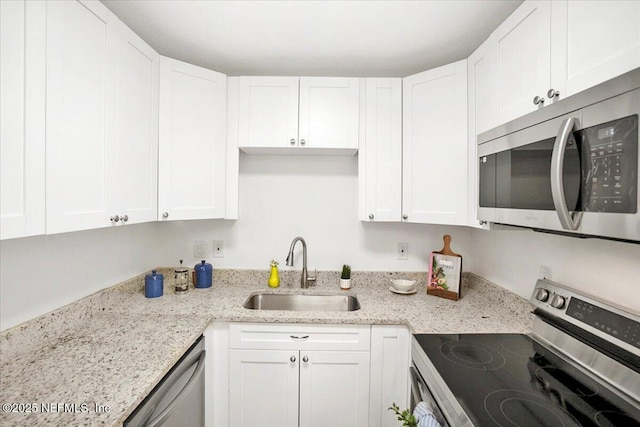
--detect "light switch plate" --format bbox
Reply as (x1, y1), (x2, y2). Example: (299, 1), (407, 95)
(194, 240), (208, 258)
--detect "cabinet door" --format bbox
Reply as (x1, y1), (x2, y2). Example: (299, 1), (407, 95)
(158, 57), (226, 221)
(299, 77), (359, 150)
(467, 37), (496, 229)
(299, 351), (370, 427)
(238, 76), (299, 148)
(495, 1), (551, 124)
(45, 0), (118, 234)
(359, 78), (402, 222)
(402, 60), (468, 225)
(229, 349), (299, 427)
(1, 0), (45, 239)
(369, 326), (410, 427)
(112, 24), (159, 225)
(551, 0), (640, 99)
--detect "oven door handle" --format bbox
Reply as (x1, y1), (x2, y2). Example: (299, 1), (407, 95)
(410, 366), (432, 406)
(551, 117), (583, 231)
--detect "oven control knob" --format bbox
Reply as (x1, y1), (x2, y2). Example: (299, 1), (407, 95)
(534, 288), (550, 302)
(550, 294), (566, 309)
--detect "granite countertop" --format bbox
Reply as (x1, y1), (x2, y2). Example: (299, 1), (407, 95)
(0, 269), (534, 427)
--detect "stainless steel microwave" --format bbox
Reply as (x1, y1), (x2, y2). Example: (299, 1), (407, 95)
(477, 68), (640, 243)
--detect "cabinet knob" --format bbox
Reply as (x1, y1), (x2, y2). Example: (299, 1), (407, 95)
(120, 214), (129, 223)
(290, 356), (296, 363)
(369, 214), (374, 220)
(533, 96), (545, 106)
(402, 214), (408, 220)
(302, 355), (309, 363)
(110, 215), (120, 223)
(547, 88), (560, 99)
(290, 138), (296, 145)
(162, 212), (169, 219)
(479, 220), (487, 225)
(300, 139), (306, 145)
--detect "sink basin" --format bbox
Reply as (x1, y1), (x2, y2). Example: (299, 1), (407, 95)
(243, 293), (360, 312)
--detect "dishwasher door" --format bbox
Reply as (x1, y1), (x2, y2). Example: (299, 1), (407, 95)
(125, 335), (205, 427)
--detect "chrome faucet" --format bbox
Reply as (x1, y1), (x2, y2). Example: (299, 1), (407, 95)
(285, 236), (316, 288)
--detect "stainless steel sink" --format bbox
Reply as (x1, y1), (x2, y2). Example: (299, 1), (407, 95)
(243, 293), (360, 312)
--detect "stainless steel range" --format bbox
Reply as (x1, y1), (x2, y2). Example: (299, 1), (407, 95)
(411, 279), (640, 427)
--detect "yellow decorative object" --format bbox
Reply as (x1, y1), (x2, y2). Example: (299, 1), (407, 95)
(268, 260), (280, 288)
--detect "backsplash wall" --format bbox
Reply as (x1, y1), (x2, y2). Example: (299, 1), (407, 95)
(5, 152), (636, 331)
(0, 154), (473, 330)
(470, 227), (640, 313)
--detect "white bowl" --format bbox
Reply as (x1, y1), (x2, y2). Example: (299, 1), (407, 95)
(390, 279), (417, 292)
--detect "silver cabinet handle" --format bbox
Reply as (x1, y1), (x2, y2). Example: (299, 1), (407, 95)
(162, 212), (169, 219)
(290, 335), (309, 340)
(533, 95), (545, 105)
(368, 214), (374, 220)
(302, 355), (309, 363)
(402, 214), (408, 220)
(120, 215), (128, 223)
(290, 138), (296, 145)
(551, 117), (582, 231)
(479, 220), (487, 226)
(147, 350), (206, 427)
(110, 215), (120, 222)
(300, 139), (306, 145)
(547, 88), (560, 99)
(290, 356), (296, 363)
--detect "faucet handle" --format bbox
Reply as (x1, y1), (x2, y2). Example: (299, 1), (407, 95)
(306, 270), (317, 287)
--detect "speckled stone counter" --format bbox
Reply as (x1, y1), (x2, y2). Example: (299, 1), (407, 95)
(0, 269), (533, 427)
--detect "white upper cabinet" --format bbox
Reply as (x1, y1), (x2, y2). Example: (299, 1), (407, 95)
(45, 0), (119, 234)
(237, 76), (359, 154)
(158, 57), (227, 221)
(45, 0), (159, 234)
(402, 60), (468, 225)
(298, 77), (359, 151)
(112, 23), (159, 225)
(550, 0), (640, 99)
(238, 77), (299, 149)
(0, 0), (46, 240)
(359, 78), (402, 222)
(467, 36), (497, 229)
(494, 0), (551, 125)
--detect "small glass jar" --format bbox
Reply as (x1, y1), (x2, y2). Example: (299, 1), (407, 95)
(174, 259), (189, 294)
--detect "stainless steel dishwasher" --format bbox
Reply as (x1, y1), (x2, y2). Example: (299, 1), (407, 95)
(125, 335), (205, 427)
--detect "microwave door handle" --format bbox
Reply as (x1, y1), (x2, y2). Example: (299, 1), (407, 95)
(551, 117), (583, 230)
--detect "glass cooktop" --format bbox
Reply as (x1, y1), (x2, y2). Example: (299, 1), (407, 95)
(413, 333), (640, 427)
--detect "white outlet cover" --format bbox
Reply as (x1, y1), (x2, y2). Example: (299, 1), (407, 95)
(213, 240), (224, 258)
(194, 240), (208, 258)
(397, 242), (409, 260)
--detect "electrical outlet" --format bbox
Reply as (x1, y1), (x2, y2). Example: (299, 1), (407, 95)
(194, 240), (208, 258)
(397, 242), (409, 260)
(213, 240), (224, 258)
(538, 265), (552, 280)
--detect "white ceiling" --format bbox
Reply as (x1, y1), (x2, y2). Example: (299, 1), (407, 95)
(102, 0), (523, 77)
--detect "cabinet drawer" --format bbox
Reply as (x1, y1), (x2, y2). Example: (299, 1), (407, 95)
(229, 323), (371, 351)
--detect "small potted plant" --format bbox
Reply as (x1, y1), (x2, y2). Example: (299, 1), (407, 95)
(388, 403), (417, 427)
(340, 264), (351, 290)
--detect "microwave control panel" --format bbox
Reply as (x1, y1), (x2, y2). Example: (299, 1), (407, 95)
(582, 114), (638, 213)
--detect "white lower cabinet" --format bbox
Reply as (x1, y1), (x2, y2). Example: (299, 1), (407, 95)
(229, 349), (299, 427)
(213, 322), (409, 427)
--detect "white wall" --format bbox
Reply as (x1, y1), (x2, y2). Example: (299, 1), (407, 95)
(6, 152), (636, 330)
(0, 154), (473, 331)
(470, 227), (640, 313)
(0, 222), (164, 330)
(155, 154), (472, 272)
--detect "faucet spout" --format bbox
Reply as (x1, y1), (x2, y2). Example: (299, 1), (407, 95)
(286, 236), (312, 288)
